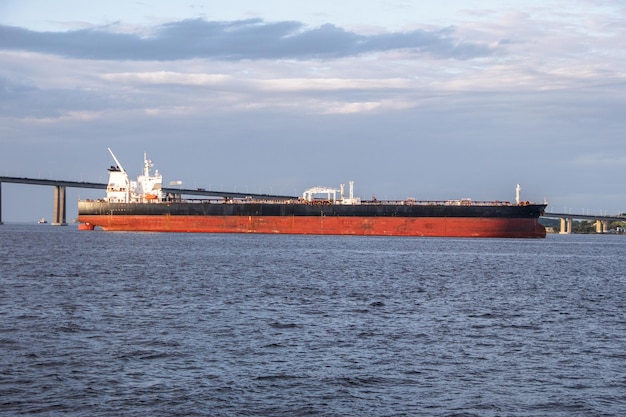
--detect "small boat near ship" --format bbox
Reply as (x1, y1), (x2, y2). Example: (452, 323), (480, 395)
(77, 149), (547, 238)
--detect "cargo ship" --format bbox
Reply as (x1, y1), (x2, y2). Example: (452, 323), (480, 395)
(77, 150), (547, 238)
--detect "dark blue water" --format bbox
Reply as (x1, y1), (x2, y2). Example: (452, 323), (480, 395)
(1, 225), (624, 416)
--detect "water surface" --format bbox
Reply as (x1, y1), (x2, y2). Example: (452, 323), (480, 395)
(1, 225), (624, 416)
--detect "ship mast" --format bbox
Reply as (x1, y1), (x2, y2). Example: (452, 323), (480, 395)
(143, 152), (153, 177)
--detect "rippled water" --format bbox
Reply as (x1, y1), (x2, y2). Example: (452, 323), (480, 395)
(1, 224), (625, 416)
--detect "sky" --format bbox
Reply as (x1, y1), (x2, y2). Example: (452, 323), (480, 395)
(1, 0), (625, 222)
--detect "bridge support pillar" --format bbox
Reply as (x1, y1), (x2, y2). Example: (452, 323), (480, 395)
(559, 217), (572, 234)
(595, 220), (609, 234)
(0, 182), (3, 225)
(52, 186), (67, 226)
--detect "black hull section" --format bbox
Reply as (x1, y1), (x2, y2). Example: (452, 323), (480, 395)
(79, 201), (546, 219)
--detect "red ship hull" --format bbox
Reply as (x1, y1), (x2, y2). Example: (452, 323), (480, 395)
(78, 214), (546, 238)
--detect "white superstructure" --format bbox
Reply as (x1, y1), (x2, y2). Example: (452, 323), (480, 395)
(105, 148), (163, 203)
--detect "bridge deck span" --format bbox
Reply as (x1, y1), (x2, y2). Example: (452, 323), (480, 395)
(2, 176), (624, 231)
(542, 212), (624, 222)
(0, 176), (296, 224)
(542, 212), (625, 234)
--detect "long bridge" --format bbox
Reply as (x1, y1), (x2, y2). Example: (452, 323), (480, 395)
(1, 175), (624, 232)
(541, 211), (625, 234)
(0, 176), (295, 225)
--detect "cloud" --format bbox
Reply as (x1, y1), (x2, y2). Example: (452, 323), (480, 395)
(101, 70), (411, 91)
(0, 75), (36, 97)
(0, 18), (494, 61)
(19, 110), (103, 124)
(101, 71), (233, 86)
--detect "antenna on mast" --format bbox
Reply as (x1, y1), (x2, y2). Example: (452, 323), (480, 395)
(143, 151), (154, 176)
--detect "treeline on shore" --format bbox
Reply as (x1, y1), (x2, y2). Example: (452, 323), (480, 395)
(540, 218), (626, 234)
